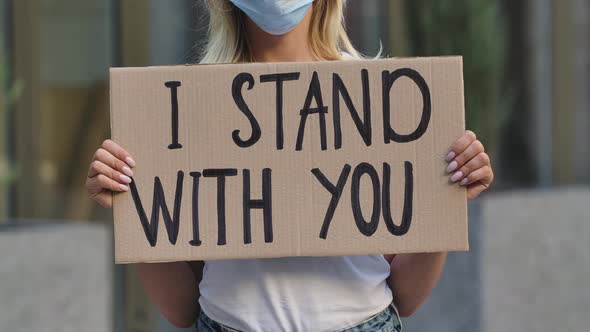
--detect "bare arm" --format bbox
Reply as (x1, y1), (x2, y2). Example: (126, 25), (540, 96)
(135, 261), (204, 328)
(86, 140), (204, 328)
(387, 131), (494, 316)
(387, 252), (447, 317)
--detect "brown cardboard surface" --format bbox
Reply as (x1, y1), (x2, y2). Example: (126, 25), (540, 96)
(110, 57), (468, 264)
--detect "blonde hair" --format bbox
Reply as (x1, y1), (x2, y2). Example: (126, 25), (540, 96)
(199, 0), (363, 64)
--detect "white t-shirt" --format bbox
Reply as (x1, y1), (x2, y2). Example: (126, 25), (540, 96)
(199, 255), (393, 331)
(200, 52), (392, 331)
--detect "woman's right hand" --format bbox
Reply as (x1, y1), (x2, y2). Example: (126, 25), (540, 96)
(86, 139), (136, 208)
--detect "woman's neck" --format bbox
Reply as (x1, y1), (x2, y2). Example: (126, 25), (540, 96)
(245, 5), (316, 62)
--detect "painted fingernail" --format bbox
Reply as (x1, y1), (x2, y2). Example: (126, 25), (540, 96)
(446, 151), (456, 162)
(451, 171), (463, 182)
(119, 184), (129, 191)
(125, 157), (136, 168)
(460, 178), (469, 186)
(122, 166), (134, 177)
(119, 174), (132, 184)
(447, 160), (458, 173)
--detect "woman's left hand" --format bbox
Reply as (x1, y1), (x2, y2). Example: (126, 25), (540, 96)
(445, 130), (494, 200)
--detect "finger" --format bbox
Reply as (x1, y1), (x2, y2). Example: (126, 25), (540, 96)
(446, 130), (477, 161)
(86, 177), (114, 208)
(460, 165), (494, 187)
(96, 174), (129, 192)
(94, 148), (134, 177)
(447, 139), (484, 173)
(101, 139), (136, 168)
(93, 192), (113, 208)
(88, 160), (132, 184)
(467, 182), (489, 200)
(450, 152), (490, 183)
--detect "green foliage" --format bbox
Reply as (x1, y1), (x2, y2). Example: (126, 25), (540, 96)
(0, 57), (23, 110)
(0, 55), (22, 187)
(405, 0), (508, 151)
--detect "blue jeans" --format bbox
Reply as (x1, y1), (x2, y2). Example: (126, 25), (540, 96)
(196, 304), (402, 332)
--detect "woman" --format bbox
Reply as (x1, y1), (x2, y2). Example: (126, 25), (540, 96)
(86, 1), (494, 331)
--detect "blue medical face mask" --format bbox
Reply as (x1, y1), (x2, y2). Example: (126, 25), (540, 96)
(230, 0), (314, 35)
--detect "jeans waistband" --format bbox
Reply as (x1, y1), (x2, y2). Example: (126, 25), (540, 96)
(197, 303), (402, 332)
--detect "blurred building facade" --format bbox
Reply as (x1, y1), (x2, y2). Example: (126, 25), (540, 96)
(0, 1), (588, 332)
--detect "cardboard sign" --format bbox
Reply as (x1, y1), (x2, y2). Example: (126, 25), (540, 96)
(110, 57), (468, 264)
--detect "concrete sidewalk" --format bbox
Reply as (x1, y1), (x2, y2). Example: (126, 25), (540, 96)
(0, 223), (113, 332)
(404, 188), (590, 331)
(1, 188), (589, 331)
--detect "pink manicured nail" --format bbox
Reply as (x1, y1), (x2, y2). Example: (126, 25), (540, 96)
(122, 166), (134, 177)
(446, 151), (456, 162)
(119, 184), (129, 191)
(447, 160), (458, 173)
(119, 174), (132, 184)
(451, 171), (463, 182)
(125, 157), (137, 168)
(460, 178), (469, 186)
